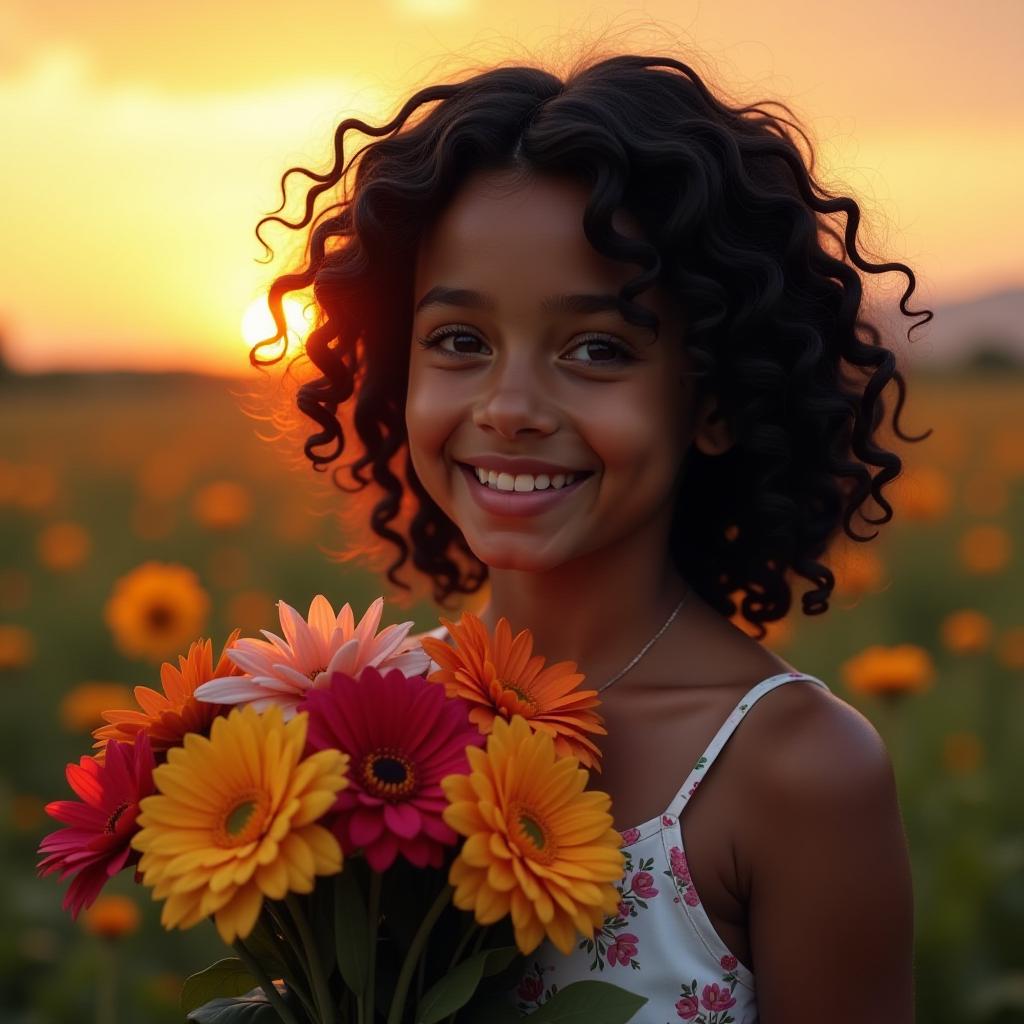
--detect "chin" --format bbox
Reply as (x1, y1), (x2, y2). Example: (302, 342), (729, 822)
(464, 538), (562, 574)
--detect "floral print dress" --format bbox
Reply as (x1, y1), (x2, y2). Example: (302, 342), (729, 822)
(513, 671), (832, 1023)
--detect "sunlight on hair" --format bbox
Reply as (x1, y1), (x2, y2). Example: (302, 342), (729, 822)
(240, 293), (315, 359)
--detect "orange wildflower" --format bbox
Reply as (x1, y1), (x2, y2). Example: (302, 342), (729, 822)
(996, 626), (1024, 671)
(37, 521), (92, 572)
(0, 624), (35, 670)
(104, 561), (210, 661)
(92, 631), (243, 762)
(841, 644), (935, 699)
(890, 465), (952, 522)
(191, 480), (252, 531)
(939, 610), (993, 655)
(421, 613), (606, 771)
(831, 546), (886, 600)
(59, 683), (134, 733)
(82, 894), (141, 939)
(958, 524), (1012, 575)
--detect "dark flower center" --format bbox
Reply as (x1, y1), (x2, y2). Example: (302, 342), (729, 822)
(361, 749), (416, 800)
(105, 801), (131, 834)
(145, 603), (175, 632)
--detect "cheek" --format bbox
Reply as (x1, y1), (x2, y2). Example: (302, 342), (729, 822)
(404, 368), (457, 483)
(584, 388), (685, 487)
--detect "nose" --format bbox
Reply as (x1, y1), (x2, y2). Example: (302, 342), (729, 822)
(471, 349), (559, 440)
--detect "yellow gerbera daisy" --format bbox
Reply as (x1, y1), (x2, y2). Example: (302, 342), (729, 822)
(422, 613), (606, 771)
(104, 561), (211, 662)
(131, 703), (348, 945)
(441, 715), (623, 956)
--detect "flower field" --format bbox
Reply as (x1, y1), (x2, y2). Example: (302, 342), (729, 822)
(1, 367), (1022, 1023)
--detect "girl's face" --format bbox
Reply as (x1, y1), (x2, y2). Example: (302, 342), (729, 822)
(406, 168), (716, 574)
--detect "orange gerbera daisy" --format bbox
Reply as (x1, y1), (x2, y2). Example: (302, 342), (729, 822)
(420, 613), (606, 771)
(92, 631), (243, 762)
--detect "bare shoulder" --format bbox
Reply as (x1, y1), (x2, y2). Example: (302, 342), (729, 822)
(738, 676), (892, 792)
(734, 678), (916, 1022)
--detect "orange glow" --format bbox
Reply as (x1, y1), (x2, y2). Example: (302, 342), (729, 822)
(240, 294), (315, 360)
(0, 7), (1019, 374)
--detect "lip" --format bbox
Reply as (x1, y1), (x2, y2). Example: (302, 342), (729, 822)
(456, 462), (592, 517)
(456, 454), (591, 476)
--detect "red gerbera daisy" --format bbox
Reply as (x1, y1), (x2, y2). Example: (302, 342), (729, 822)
(37, 733), (156, 918)
(303, 666), (482, 872)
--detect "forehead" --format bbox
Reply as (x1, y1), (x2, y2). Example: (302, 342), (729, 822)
(414, 169), (650, 294)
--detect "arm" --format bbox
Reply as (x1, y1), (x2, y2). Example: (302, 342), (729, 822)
(742, 690), (915, 1023)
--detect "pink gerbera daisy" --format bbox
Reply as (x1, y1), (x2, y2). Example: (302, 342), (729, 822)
(194, 594), (431, 719)
(37, 733), (156, 918)
(303, 666), (483, 872)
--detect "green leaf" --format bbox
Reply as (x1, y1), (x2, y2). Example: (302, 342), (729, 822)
(186, 991), (279, 1022)
(180, 959), (261, 1014)
(334, 867), (369, 995)
(415, 946), (519, 1024)
(527, 980), (647, 1024)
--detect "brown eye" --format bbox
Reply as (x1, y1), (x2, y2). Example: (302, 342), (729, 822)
(563, 336), (635, 366)
(417, 326), (490, 358)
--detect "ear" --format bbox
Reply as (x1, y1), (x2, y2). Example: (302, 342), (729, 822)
(692, 393), (734, 456)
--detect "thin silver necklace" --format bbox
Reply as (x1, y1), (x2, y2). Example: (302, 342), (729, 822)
(596, 587), (691, 694)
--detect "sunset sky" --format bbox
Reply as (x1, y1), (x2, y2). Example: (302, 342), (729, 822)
(1, 0), (1021, 376)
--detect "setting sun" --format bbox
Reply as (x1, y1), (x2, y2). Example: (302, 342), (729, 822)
(240, 293), (316, 359)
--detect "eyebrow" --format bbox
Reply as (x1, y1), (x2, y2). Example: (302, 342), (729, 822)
(413, 285), (658, 337)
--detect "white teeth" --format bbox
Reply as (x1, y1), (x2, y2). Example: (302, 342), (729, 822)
(471, 466), (580, 493)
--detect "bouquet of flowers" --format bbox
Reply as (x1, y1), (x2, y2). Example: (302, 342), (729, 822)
(37, 595), (647, 1023)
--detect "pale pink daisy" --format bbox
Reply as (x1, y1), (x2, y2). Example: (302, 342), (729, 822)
(193, 595), (430, 719)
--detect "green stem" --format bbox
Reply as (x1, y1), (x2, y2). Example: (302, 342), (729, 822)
(262, 904), (319, 1021)
(286, 893), (335, 1024)
(96, 939), (117, 1024)
(448, 927), (489, 1024)
(364, 872), (382, 1024)
(386, 884), (453, 1024)
(446, 921), (480, 971)
(232, 937), (302, 1024)
(415, 939), (428, 1004)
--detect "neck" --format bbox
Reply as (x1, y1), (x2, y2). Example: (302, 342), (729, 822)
(472, 515), (692, 687)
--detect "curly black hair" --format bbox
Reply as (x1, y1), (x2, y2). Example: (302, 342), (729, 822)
(246, 51), (933, 637)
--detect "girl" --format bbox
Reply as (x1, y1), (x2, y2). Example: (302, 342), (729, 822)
(251, 52), (928, 1023)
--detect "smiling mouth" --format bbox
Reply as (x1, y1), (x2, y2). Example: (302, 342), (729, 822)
(454, 464), (593, 495)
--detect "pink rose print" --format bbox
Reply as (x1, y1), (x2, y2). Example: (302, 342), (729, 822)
(662, 815), (675, 827)
(617, 899), (631, 919)
(720, 954), (738, 971)
(517, 975), (544, 1003)
(675, 994), (699, 1020)
(631, 870), (659, 899)
(669, 846), (691, 882)
(700, 983), (737, 1013)
(619, 827), (641, 846)
(683, 887), (700, 907)
(606, 932), (639, 967)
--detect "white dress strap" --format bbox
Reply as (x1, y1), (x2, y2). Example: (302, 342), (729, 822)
(662, 672), (831, 820)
